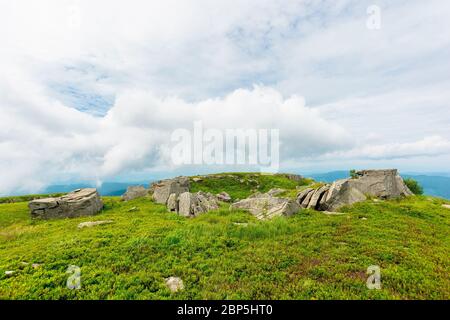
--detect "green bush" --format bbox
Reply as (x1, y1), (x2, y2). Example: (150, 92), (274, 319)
(349, 169), (358, 179)
(404, 178), (424, 195)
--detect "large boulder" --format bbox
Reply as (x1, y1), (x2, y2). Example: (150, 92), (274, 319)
(176, 191), (219, 217)
(321, 169), (413, 211)
(29, 188), (103, 219)
(231, 192), (300, 220)
(151, 177), (190, 204)
(121, 186), (148, 201)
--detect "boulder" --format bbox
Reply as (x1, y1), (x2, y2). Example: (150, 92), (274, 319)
(296, 188), (313, 205)
(230, 193), (300, 220)
(167, 193), (179, 212)
(300, 189), (315, 208)
(29, 188), (103, 219)
(216, 191), (232, 202)
(152, 177), (190, 204)
(345, 169), (413, 199)
(173, 191), (219, 217)
(297, 169), (413, 212)
(121, 186), (148, 201)
(307, 185), (330, 209)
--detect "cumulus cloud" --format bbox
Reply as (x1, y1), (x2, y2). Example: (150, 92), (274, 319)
(0, 84), (353, 195)
(1, 0), (450, 194)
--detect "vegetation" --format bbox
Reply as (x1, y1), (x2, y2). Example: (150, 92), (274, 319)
(404, 178), (424, 195)
(0, 193), (65, 204)
(349, 169), (358, 179)
(190, 173), (311, 200)
(0, 173), (449, 300)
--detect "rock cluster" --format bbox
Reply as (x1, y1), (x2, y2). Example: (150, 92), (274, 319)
(168, 191), (219, 217)
(29, 188), (103, 219)
(121, 186), (148, 201)
(152, 177), (190, 204)
(297, 169), (413, 211)
(231, 192), (300, 220)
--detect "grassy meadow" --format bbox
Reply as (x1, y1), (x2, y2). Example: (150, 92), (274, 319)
(0, 173), (449, 300)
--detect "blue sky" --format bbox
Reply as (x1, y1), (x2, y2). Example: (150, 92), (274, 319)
(0, 0), (450, 195)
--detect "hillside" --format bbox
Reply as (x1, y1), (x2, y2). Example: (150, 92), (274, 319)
(0, 172), (449, 299)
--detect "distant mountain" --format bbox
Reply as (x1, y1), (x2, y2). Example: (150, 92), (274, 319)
(45, 182), (151, 196)
(307, 171), (450, 199)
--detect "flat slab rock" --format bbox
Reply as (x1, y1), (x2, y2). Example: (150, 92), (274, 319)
(231, 192), (300, 220)
(29, 188), (103, 219)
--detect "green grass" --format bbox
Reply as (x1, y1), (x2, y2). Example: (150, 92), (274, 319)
(0, 191), (449, 299)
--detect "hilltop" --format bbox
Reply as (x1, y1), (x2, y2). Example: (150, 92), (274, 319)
(0, 172), (449, 299)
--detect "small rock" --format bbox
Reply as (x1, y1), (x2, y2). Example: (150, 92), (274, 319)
(233, 222), (249, 227)
(121, 186), (148, 201)
(323, 211), (348, 215)
(361, 217), (368, 220)
(165, 277), (184, 292)
(216, 191), (231, 202)
(5, 271), (15, 276)
(78, 220), (114, 229)
(442, 204), (450, 209)
(192, 177), (203, 182)
(127, 206), (139, 212)
(32, 263), (41, 269)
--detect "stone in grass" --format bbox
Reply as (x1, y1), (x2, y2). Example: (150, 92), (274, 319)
(78, 220), (114, 229)
(442, 204), (450, 209)
(165, 277), (184, 292)
(323, 211), (348, 215)
(5, 271), (15, 276)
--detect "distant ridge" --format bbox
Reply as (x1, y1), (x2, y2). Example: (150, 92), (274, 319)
(44, 182), (151, 196)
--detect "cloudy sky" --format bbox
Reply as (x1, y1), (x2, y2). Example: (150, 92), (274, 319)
(1, 0), (450, 195)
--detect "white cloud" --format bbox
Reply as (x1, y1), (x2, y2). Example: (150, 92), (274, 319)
(1, 0), (450, 194)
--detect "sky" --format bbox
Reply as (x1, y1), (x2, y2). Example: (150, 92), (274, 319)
(1, 0), (450, 195)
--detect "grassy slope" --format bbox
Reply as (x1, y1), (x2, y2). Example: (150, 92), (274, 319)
(0, 173), (449, 300)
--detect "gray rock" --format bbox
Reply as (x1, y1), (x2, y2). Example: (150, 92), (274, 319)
(300, 189), (315, 208)
(78, 220), (113, 229)
(323, 183), (367, 211)
(216, 191), (232, 202)
(167, 193), (179, 212)
(178, 191), (219, 217)
(5, 271), (15, 277)
(29, 189), (103, 219)
(321, 169), (412, 211)
(121, 186), (148, 201)
(230, 193), (300, 220)
(296, 188), (313, 204)
(152, 177), (190, 204)
(307, 185), (330, 209)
